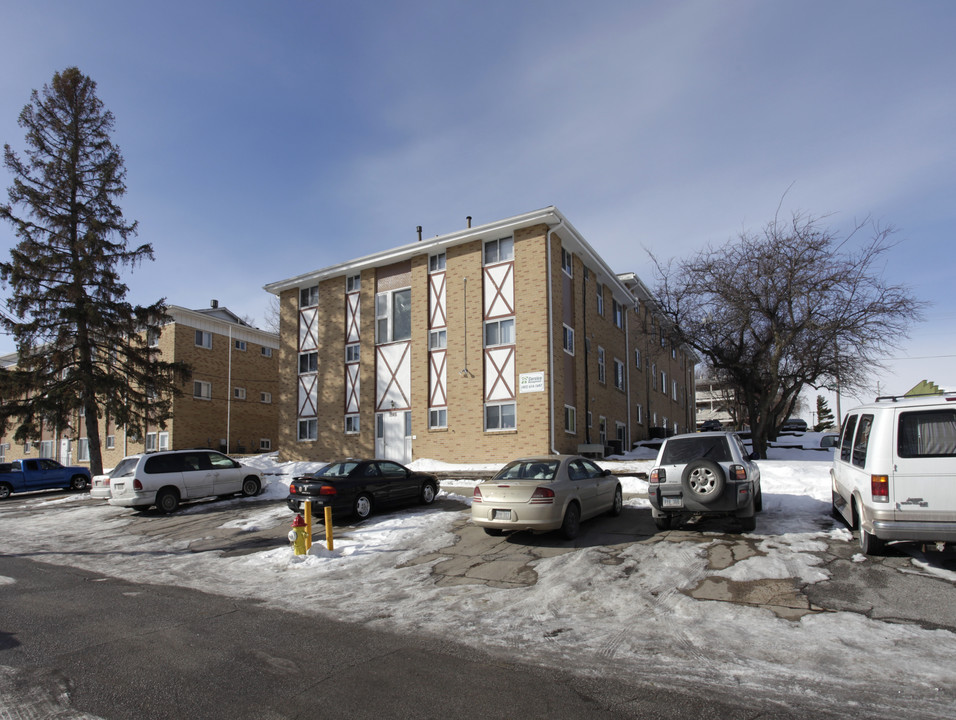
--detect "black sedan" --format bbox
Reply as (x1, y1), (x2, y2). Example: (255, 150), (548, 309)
(286, 459), (440, 521)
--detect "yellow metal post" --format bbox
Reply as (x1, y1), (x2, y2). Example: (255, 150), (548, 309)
(303, 500), (313, 550)
(324, 505), (333, 551)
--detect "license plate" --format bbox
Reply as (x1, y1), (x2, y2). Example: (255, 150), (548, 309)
(492, 509), (512, 520)
(662, 497), (682, 508)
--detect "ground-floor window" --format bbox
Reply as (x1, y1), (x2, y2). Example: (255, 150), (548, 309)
(429, 408), (447, 429)
(106, 435), (115, 449)
(146, 433), (157, 452)
(159, 432), (170, 451)
(598, 417), (607, 444)
(485, 402), (516, 431)
(78, 438), (90, 462)
(298, 418), (317, 441)
(40, 441), (54, 458)
(259, 438), (272, 451)
(345, 414), (359, 434)
(564, 405), (576, 434)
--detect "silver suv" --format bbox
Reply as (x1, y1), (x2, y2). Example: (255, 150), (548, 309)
(108, 449), (264, 513)
(648, 431), (762, 531)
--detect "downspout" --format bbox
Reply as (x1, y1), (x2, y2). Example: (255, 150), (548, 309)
(625, 301), (631, 452)
(227, 325), (233, 453)
(547, 220), (564, 455)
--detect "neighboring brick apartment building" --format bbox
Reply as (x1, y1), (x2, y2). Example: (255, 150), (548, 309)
(264, 207), (695, 465)
(0, 303), (279, 468)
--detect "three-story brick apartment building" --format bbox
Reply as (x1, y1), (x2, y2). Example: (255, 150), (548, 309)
(264, 207), (695, 464)
(0, 303), (279, 468)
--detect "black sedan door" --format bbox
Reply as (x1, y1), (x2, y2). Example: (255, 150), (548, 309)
(375, 461), (418, 503)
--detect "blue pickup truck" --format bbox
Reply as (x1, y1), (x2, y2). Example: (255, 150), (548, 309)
(0, 458), (92, 499)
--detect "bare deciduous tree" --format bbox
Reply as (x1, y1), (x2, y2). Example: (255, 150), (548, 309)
(652, 210), (924, 458)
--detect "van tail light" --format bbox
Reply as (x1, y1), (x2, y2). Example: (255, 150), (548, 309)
(650, 468), (665, 484)
(871, 475), (889, 502)
(133, 479), (143, 490)
(473, 487), (483, 503)
(730, 464), (747, 481)
(530, 487), (555, 504)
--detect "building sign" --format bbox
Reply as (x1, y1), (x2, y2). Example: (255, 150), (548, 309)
(519, 372), (545, 393)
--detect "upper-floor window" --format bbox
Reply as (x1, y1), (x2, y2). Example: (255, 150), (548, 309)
(485, 402), (516, 431)
(234, 339), (247, 351)
(614, 359), (625, 390)
(672, 380), (678, 401)
(346, 343), (360, 363)
(564, 405), (577, 434)
(298, 352), (318, 374)
(429, 253), (446, 273)
(612, 300), (624, 329)
(562, 325), (574, 355)
(195, 330), (212, 349)
(298, 418), (317, 441)
(300, 285), (318, 308)
(429, 329), (447, 350)
(375, 288), (411, 344)
(596, 283), (604, 316)
(661, 370), (667, 393)
(260, 392), (272, 403)
(561, 248), (573, 277)
(484, 318), (515, 347)
(660, 328), (666, 347)
(261, 347), (273, 358)
(634, 347), (642, 370)
(429, 408), (447, 429)
(484, 236), (514, 265)
(652, 363), (657, 390)
(234, 387), (246, 400)
(597, 346), (606, 383)
(147, 328), (160, 347)
(346, 274), (361, 293)
(194, 381), (211, 400)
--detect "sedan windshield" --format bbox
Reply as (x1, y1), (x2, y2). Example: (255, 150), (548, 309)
(315, 461), (360, 478)
(494, 460), (559, 481)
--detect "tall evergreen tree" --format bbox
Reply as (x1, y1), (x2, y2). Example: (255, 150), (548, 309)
(0, 67), (188, 474)
(814, 395), (835, 432)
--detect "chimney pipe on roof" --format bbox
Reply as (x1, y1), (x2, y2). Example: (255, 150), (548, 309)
(211, 299), (219, 309)
(467, 216), (472, 228)
(416, 226), (422, 242)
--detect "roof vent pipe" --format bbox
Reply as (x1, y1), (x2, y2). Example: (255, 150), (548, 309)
(467, 216), (472, 228)
(417, 226), (422, 242)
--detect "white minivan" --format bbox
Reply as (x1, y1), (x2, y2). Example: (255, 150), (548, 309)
(109, 449), (264, 513)
(831, 392), (956, 554)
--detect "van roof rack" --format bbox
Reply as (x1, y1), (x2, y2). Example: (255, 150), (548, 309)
(875, 391), (956, 403)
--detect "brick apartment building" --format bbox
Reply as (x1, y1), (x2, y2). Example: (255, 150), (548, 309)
(264, 207), (695, 465)
(0, 303), (279, 468)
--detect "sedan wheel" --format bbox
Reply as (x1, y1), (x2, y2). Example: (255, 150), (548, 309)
(560, 503), (581, 540)
(241, 477), (261, 497)
(419, 482), (437, 505)
(608, 486), (623, 517)
(353, 493), (373, 521)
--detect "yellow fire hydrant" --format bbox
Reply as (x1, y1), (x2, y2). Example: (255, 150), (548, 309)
(289, 513), (309, 555)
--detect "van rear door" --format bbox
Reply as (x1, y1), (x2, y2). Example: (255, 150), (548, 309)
(893, 407), (956, 522)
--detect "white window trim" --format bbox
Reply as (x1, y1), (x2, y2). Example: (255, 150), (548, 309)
(484, 318), (515, 348)
(234, 339), (247, 351)
(234, 387), (246, 400)
(561, 248), (573, 277)
(562, 324), (575, 355)
(194, 381), (212, 400)
(597, 346), (606, 384)
(429, 407), (448, 429)
(564, 405), (577, 434)
(345, 414), (360, 434)
(484, 401), (516, 432)
(259, 438), (272, 451)
(195, 330), (212, 349)
(483, 236), (514, 266)
(260, 392), (272, 404)
(298, 418), (318, 441)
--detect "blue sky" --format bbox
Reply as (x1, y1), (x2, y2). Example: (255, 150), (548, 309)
(1, 0), (954, 405)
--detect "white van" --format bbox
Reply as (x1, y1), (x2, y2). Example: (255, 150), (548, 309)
(831, 392), (956, 554)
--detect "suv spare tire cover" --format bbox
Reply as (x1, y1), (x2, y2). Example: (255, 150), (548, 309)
(681, 460), (726, 504)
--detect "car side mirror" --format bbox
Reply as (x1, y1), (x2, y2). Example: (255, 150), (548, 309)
(602, 469), (612, 476)
(749, 452), (759, 460)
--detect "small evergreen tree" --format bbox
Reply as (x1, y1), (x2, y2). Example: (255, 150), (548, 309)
(814, 395), (835, 432)
(0, 67), (189, 474)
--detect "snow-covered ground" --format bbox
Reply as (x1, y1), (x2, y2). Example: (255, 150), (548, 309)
(1, 435), (954, 718)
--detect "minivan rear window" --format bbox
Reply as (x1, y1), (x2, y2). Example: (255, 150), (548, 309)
(898, 410), (956, 458)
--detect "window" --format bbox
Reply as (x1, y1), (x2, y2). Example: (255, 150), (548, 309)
(78, 438), (90, 462)
(234, 387), (246, 400)
(39, 440), (53, 458)
(346, 343), (360, 363)
(660, 328), (666, 347)
(484, 318), (515, 347)
(485, 402), (516, 431)
(298, 352), (318, 374)
(562, 325), (575, 355)
(346, 274), (361, 293)
(159, 432), (169, 451)
(614, 359), (625, 390)
(484, 236), (514, 265)
(259, 438), (272, 451)
(195, 330), (212, 349)
(300, 285), (318, 308)
(587, 411), (593, 429)
(652, 363), (658, 390)
(564, 405), (577, 434)
(298, 418), (317, 441)
(634, 348), (642, 370)
(235, 339), (247, 351)
(146, 432), (157, 451)
(599, 417), (607, 444)
(596, 283), (604, 316)
(597, 346), (606, 383)
(852, 414), (874, 468)
(661, 371), (667, 394)
(375, 288), (411, 343)
(345, 415), (359, 434)
(611, 300), (624, 329)
(106, 435), (116, 449)
(429, 329), (447, 350)
(194, 381), (211, 400)
(261, 347), (273, 358)
(147, 328), (160, 347)
(672, 380), (678, 401)
(898, 410), (956, 457)
(23, 442), (31, 455)
(429, 253), (446, 273)
(429, 408), (447, 429)
(636, 404), (643, 424)
(561, 248), (573, 277)
(840, 415), (858, 463)
(671, 346), (677, 359)
(260, 392), (272, 403)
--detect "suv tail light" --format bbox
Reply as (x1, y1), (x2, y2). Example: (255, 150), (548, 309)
(871, 475), (889, 502)
(473, 486), (483, 502)
(650, 468), (665, 484)
(530, 487), (555, 504)
(730, 464), (747, 481)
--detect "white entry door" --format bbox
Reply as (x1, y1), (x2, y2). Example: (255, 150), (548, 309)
(375, 411), (412, 464)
